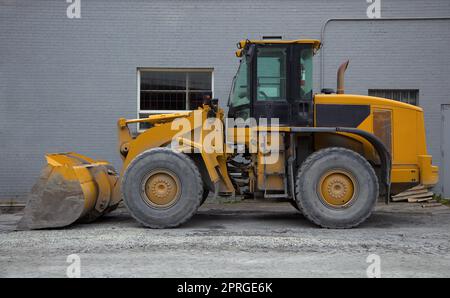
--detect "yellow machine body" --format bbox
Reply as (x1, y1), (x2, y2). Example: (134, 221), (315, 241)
(115, 94), (438, 200)
(21, 38), (439, 229)
(314, 94), (439, 188)
(18, 153), (120, 229)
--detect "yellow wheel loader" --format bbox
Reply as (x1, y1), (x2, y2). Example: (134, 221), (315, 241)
(18, 39), (439, 229)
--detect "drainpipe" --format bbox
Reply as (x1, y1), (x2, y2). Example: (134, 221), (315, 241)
(320, 17), (450, 90)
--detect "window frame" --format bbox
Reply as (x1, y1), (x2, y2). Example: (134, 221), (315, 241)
(255, 45), (288, 102)
(137, 68), (214, 129)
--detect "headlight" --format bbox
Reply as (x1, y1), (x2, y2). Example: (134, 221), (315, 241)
(236, 40), (247, 49)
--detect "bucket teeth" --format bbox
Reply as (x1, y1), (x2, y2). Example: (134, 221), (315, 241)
(17, 153), (120, 230)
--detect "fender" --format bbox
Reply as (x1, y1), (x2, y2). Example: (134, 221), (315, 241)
(291, 127), (392, 203)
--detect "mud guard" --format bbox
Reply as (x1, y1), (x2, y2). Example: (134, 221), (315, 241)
(291, 127), (392, 203)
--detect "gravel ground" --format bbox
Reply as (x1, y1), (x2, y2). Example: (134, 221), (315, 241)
(0, 200), (449, 278)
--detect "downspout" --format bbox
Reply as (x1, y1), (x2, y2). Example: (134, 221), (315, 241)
(320, 17), (450, 90)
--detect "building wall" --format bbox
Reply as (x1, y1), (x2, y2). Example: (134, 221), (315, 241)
(323, 18), (450, 195)
(1, 0), (449, 200)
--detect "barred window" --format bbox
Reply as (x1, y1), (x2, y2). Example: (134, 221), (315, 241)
(138, 68), (213, 130)
(368, 89), (419, 106)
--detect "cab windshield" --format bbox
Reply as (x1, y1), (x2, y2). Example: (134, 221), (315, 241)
(228, 58), (250, 109)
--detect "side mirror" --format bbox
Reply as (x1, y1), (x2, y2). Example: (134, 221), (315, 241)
(207, 98), (219, 118)
(211, 98), (219, 107)
(202, 95), (219, 109)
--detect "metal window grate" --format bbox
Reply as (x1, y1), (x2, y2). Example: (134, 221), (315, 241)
(368, 89), (419, 106)
(139, 69), (213, 111)
(138, 69), (213, 130)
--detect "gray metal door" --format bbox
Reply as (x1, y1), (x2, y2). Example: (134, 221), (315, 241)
(442, 105), (450, 197)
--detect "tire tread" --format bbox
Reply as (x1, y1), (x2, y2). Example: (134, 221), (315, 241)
(121, 147), (203, 228)
(295, 147), (379, 229)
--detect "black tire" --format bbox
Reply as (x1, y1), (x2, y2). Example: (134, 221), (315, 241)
(201, 188), (209, 205)
(295, 147), (379, 229)
(289, 200), (300, 211)
(121, 148), (203, 228)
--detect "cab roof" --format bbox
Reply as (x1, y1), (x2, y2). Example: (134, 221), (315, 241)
(235, 39), (322, 58)
(246, 39), (321, 51)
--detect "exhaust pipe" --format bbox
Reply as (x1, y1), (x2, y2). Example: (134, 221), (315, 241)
(337, 60), (350, 94)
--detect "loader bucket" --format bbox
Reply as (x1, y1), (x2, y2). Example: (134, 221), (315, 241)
(17, 153), (121, 230)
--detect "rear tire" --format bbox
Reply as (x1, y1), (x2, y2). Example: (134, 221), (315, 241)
(289, 200), (300, 211)
(121, 148), (203, 228)
(295, 147), (378, 228)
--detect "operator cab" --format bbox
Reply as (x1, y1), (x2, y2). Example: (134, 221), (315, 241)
(227, 39), (321, 126)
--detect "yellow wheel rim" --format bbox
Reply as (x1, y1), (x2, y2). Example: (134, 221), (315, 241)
(141, 170), (180, 208)
(318, 170), (357, 208)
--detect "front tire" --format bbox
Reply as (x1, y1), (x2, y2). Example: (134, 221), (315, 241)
(121, 148), (203, 228)
(295, 147), (379, 228)
(200, 188), (209, 205)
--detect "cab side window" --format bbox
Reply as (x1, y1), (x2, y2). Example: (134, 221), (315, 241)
(256, 47), (287, 101)
(300, 48), (313, 99)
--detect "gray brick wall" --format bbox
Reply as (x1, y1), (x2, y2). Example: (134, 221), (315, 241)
(323, 18), (450, 195)
(1, 0), (449, 200)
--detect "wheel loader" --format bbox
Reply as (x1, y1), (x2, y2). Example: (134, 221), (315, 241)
(18, 39), (439, 230)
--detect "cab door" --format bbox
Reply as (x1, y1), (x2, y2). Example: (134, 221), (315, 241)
(289, 44), (314, 126)
(251, 45), (291, 125)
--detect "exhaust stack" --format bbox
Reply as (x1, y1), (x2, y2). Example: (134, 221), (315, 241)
(337, 60), (350, 94)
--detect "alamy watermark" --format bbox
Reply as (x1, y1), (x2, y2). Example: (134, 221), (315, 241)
(66, 0), (81, 19)
(168, 111), (281, 165)
(64, 0), (381, 20)
(66, 254), (81, 278)
(366, 253), (381, 278)
(366, 0), (381, 19)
